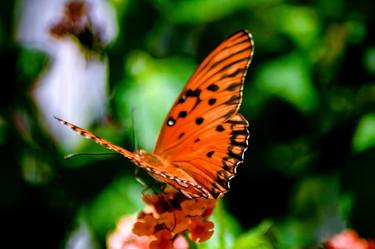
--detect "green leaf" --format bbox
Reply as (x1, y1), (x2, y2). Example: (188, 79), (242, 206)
(275, 175), (347, 248)
(152, 0), (280, 24)
(17, 48), (47, 83)
(272, 5), (319, 49)
(232, 220), (275, 249)
(363, 47), (375, 75)
(265, 138), (317, 176)
(352, 113), (375, 152)
(79, 175), (144, 237)
(254, 52), (318, 113)
(115, 51), (195, 151)
(275, 218), (315, 249)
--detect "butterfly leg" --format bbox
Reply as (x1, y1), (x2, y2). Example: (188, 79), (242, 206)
(134, 167), (147, 187)
(134, 167), (160, 196)
(141, 181), (158, 196)
(160, 183), (167, 192)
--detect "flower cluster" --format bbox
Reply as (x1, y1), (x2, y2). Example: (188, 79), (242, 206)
(133, 189), (216, 248)
(325, 229), (375, 249)
(108, 188), (217, 249)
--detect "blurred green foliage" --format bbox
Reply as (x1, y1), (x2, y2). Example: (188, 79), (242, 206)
(197, 201), (241, 249)
(352, 113), (375, 152)
(116, 51), (195, 150)
(233, 221), (275, 249)
(1, 0), (375, 248)
(254, 52), (318, 113)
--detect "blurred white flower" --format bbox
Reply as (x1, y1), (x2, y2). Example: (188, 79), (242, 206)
(16, 0), (117, 150)
(65, 220), (98, 249)
(107, 215), (151, 249)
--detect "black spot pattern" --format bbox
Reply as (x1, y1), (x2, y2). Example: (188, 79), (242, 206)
(178, 132), (185, 139)
(222, 110), (235, 119)
(216, 175), (227, 191)
(218, 68), (245, 81)
(206, 151), (214, 158)
(194, 138), (200, 143)
(214, 114), (249, 193)
(209, 46), (251, 71)
(195, 117), (204, 125)
(225, 95), (241, 105)
(185, 89), (201, 97)
(226, 82), (241, 91)
(216, 58), (249, 75)
(178, 111), (187, 118)
(216, 125), (225, 132)
(167, 117), (175, 126)
(178, 88), (202, 111)
(177, 97), (185, 104)
(208, 98), (216, 105)
(177, 88), (201, 106)
(222, 163), (234, 173)
(230, 138), (247, 147)
(227, 148), (243, 161)
(207, 84), (219, 91)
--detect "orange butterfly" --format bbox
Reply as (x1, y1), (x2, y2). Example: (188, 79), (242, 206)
(56, 30), (254, 199)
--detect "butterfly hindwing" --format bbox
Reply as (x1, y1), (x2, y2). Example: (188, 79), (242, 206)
(160, 113), (249, 198)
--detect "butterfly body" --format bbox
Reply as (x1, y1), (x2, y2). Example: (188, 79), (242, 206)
(56, 30), (254, 199)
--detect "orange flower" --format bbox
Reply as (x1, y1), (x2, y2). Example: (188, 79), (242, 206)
(149, 230), (174, 249)
(107, 214), (190, 249)
(133, 213), (157, 236)
(188, 217), (214, 243)
(158, 210), (190, 233)
(132, 189), (217, 247)
(181, 198), (216, 217)
(109, 188), (217, 248)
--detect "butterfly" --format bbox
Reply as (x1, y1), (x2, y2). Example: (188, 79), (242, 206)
(55, 30), (254, 199)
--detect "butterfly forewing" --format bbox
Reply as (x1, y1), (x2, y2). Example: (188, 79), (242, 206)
(153, 30), (253, 198)
(154, 30), (253, 156)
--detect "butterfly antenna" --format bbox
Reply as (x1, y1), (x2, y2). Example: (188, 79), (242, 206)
(130, 107), (138, 150)
(64, 152), (119, 160)
(134, 166), (147, 187)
